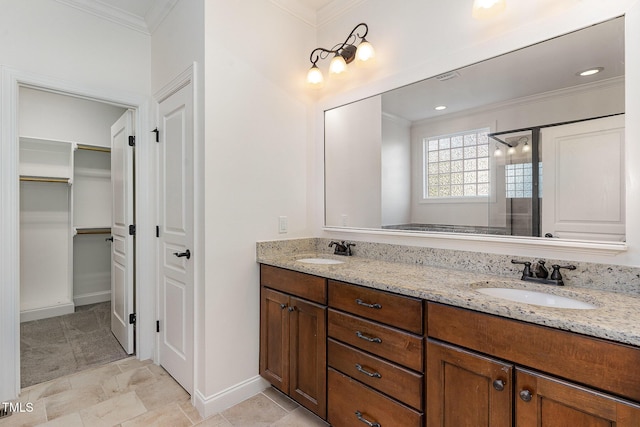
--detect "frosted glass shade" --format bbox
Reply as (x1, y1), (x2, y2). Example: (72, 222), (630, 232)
(329, 55), (348, 75)
(356, 41), (375, 62)
(307, 65), (324, 86)
(472, 0), (506, 19)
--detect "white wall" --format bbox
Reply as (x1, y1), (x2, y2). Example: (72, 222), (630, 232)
(381, 113), (411, 226)
(199, 0), (316, 416)
(325, 96), (382, 228)
(317, 0), (640, 267)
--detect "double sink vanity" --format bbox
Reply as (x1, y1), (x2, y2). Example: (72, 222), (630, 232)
(257, 238), (640, 426)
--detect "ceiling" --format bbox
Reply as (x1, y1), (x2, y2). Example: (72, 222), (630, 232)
(55, 0), (360, 33)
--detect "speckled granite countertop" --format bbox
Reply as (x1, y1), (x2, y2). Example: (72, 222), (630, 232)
(257, 251), (640, 347)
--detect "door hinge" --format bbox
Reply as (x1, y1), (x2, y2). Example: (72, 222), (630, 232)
(151, 127), (159, 143)
(156, 225), (160, 238)
(129, 224), (136, 236)
(128, 135), (135, 146)
(156, 320), (160, 333)
(129, 313), (136, 324)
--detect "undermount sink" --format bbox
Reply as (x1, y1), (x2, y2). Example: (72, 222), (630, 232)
(296, 258), (345, 265)
(476, 287), (597, 310)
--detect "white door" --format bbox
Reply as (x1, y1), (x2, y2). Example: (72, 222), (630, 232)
(158, 81), (194, 393)
(110, 110), (135, 354)
(541, 115), (625, 241)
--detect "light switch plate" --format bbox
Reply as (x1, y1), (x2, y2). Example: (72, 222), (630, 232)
(278, 216), (288, 234)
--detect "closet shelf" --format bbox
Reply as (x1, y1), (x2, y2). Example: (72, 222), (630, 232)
(77, 144), (111, 153)
(74, 227), (111, 235)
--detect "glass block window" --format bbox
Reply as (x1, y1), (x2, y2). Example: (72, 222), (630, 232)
(505, 162), (543, 198)
(423, 128), (490, 198)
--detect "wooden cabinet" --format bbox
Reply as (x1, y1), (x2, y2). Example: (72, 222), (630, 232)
(259, 266), (327, 418)
(327, 280), (424, 426)
(427, 302), (640, 426)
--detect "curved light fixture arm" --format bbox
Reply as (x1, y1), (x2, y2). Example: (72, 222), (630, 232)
(308, 23), (369, 65)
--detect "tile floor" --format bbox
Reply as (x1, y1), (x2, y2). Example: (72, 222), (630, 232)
(1, 357), (328, 427)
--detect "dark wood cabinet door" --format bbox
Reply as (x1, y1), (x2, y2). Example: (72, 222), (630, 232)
(259, 287), (290, 393)
(426, 340), (513, 427)
(516, 369), (640, 427)
(289, 296), (327, 418)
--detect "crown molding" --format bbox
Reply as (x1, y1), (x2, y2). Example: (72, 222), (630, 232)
(54, 0), (177, 35)
(270, 0), (367, 28)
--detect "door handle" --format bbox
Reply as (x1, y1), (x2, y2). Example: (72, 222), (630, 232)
(105, 236), (114, 242)
(173, 249), (191, 260)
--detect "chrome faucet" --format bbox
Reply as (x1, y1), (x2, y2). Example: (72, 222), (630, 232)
(329, 240), (355, 256)
(511, 259), (576, 286)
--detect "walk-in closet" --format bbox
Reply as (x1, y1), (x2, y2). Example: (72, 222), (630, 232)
(19, 87), (129, 386)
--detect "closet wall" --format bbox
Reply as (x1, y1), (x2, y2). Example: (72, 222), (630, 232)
(19, 87), (127, 322)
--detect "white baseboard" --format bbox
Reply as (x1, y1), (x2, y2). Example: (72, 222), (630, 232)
(194, 375), (270, 419)
(74, 290), (111, 306)
(20, 302), (75, 322)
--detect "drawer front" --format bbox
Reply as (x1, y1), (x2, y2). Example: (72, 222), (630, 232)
(328, 368), (423, 427)
(329, 280), (423, 334)
(328, 339), (423, 410)
(328, 309), (423, 372)
(260, 264), (326, 304)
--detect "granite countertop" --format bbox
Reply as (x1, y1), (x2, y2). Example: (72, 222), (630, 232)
(257, 252), (640, 347)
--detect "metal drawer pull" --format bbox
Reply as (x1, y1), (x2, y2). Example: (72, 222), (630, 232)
(355, 411), (381, 427)
(355, 363), (382, 378)
(356, 331), (382, 343)
(356, 298), (382, 309)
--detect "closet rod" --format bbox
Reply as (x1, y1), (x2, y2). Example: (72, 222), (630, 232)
(20, 176), (70, 184)
(77, 144), (111, 153)
(76, 228), (111, 235)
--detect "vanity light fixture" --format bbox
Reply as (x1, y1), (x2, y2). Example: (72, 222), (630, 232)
(577, 67), (604, 77)
(494, 144), (504, 157)
(472, 0), (506, 19)
(306, 23), (375, 87)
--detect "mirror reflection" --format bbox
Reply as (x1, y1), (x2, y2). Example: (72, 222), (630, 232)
(325, 17), (625, 242)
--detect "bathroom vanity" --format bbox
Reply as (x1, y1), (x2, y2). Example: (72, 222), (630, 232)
(257, 240), (640, 426)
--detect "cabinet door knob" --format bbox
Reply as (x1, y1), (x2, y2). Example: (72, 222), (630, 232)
(356, 331), (382, 343)
(355, 363), (382, 379)
(355, 298), (382, 309)
(519, 389), (533, 402)
(493, 379), (505, 391)
(279, 303), (287, 310)
(287, 306), (295, 312)
(355, 411), (381, 427)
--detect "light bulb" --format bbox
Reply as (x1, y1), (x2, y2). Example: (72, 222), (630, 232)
(307, 65), (324, 87)
(472, 0), (506, 19)
(329, 54), (348, 75)
(521, 142), (530, 153)
(356, 40), (375, 62)
(507, 146), (516, 155)
(494, 145), (503, 157)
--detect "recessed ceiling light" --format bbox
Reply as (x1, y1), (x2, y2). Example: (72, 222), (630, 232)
(577, 67), (604, 77)
(435, 105), (447, 111)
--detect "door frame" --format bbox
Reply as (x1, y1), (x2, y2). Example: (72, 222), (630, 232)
(0, 66), (156, 401)
(153, 63), (199, 396)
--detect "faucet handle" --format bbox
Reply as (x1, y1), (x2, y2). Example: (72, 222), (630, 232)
(550, 264), (576, 281)
(511, 259), (533, 278)
(346, 242), (356, 256)
(534, 260), (549, 279)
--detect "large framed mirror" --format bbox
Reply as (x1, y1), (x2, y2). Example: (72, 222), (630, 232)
(325, 17), (625, 243)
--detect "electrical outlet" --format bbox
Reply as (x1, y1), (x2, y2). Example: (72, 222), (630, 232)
(341, 214), (348, 226)
(278, 216), (288, 234)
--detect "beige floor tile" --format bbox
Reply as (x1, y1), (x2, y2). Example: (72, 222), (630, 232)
(133, 376), (190, 411)
(221, 393), (287, 427)
(36, 412), (83, 427)
(195, 414), (233, 427)
(0, 399), (47, 427)
(179, 399), (203, 424)
(79, 391), (147, 427)
(68, 363), (122, 390)
(115, 366), (156, 390)
(262, 387), (299, 412)
(43, 384), (106, 420)
(116, 358), (153, 373)
(20, 378), (71, 403)
(271, 407), (329, 427)
(120, 402), (192, 427)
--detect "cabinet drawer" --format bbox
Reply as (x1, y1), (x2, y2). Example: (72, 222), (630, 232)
(260, 264), (326, 304)
(328, 339), (423, 410)
(328, 368), (423, 427)
(329, 280), (423, 334)
(328, 309), (423, 372)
